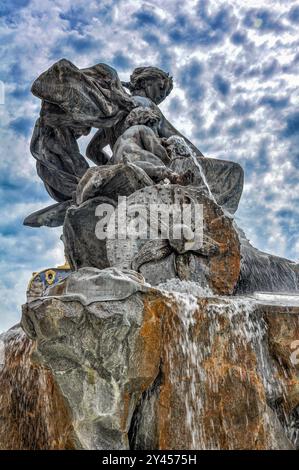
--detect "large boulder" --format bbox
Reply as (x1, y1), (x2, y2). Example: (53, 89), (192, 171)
(19, 269), (299, 450)
(132, 294), (299, 450)
(21, 269), (162, 450)
(64, 185), (241, 295)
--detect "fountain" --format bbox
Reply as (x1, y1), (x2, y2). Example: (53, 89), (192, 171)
(1, 59), (299, 450)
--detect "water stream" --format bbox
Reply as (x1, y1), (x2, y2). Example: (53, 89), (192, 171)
(189, 151), (216, 204)
(0, 327), (73, 449)
(1, 285), (298, 450)
(157, 280), (295, 449)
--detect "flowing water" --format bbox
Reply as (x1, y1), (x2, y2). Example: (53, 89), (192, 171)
(1, 286), (298, 449)
(157, 280), (294, 449)
(0, 326), (73, 450)
(189, 151), (233, 219)
(158, 280), (213, 448)
(189, 151), (217, 204)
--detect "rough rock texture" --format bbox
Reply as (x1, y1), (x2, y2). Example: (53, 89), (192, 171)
(63, 196), (116, 271)
(132, 296), (299, 450)
(75, 162), (152, 205)
(22, 293), (164, 449)
(23, 200), (72, 228)
(0, 326), (75, 449)
(64, 185), (241, 295)
(262, 303), (299, 447)
(20, 273), (299, 450)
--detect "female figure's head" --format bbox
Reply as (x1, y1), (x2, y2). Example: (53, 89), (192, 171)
(123, 66), (173, 104)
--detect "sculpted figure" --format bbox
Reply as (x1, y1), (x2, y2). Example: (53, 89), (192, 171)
(23, 59), (299, 297)
(30, 103), (90, 202)
(75, 108), (193, 206)
(164, 135), (213, 196)
(112, 107), (185, 183)
(87, 66), (244, 214)
(86, 66), (200, 165)
(24, 60), (243, 228)
(28, 59), (135, 203)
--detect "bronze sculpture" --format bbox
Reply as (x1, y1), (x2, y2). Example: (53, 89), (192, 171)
(23, 59), (299, 294)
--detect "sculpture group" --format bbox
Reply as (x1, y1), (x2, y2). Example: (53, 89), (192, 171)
(3, 59), (298, 452)
(24, 59), (299, 295)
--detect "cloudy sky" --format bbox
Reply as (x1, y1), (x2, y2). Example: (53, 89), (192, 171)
(0, 0), (299, 331)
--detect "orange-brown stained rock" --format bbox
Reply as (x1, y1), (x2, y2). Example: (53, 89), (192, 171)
(109, 185), (241, 295)
(263, 307), (299, 413)
(174, 194), (240, 295)
(156, 298), (191, 449)
(204, 205), (240, 295)
(13, 291), (299, 450)
(0, 330), (75, 450)
(134, 296), (165, 390)
(119, 294), (166, 435)
(149, 297), (295, 450)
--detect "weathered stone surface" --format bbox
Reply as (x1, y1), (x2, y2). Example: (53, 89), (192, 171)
(262, 304), (299, 421)
(23, 200), (72, 228)
(131, 294), (299, 450)
(63, 197), (116, 271)
(21, 279), (164, 449)
(30, 114), (90, 202)
(111, 108), (180, 184)
(167, 135), (244, 214)
(76, 162), (152, 205)
(65, 184), (240, 295)
(28, 59), (135, 203)
(26, 60), (245, 224)
(44, 267), (150, 304)
(20, 283), (299, 450)
(31, 59), (134, 128)
(235, 227), (299, 294)
(126, 219), (299, 299)
(0, 326), (75, 449)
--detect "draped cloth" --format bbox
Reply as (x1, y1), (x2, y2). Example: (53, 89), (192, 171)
(31, 59), (135, 128)
(30, 59), (135, 202)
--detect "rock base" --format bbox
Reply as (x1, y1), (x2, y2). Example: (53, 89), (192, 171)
(17, 272), (299, 450)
